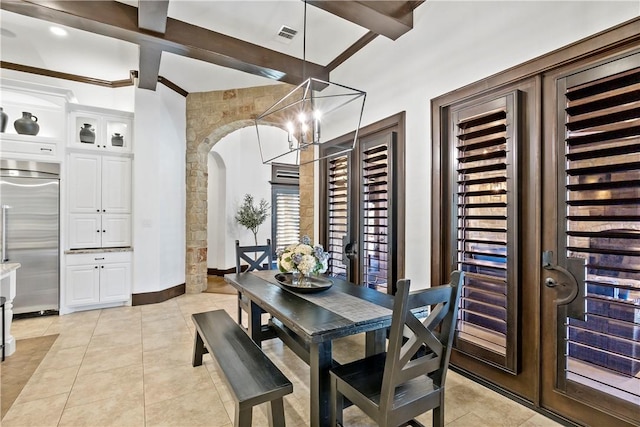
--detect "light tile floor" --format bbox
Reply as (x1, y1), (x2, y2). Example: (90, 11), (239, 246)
(3, 292), (562, 427)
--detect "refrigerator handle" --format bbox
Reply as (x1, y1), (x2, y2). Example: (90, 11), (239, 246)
(1, 204), (10, 262)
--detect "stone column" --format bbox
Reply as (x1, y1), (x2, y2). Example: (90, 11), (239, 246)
(185, 84), (297, 293)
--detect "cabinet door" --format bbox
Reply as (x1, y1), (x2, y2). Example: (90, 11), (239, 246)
(101, 156), (131, 213)
(99, 262), (131, 302)
(68, 214), (101, 249)
(101, 214), (131, 247)
(69, 153), (101, 213)
(66, 264), (100, 306)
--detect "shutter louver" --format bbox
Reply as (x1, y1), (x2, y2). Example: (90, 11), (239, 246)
(362, 143), (389, 291)
(454, 93), (519, 372)
(562, 65), (640, 393)
(274, 191), (300, 253)
(328, 155), (349, 279)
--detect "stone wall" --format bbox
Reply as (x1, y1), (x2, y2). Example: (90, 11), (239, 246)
(185, 84), (314, 293)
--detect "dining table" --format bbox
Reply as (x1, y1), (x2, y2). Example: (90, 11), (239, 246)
(224, 269), (400, 427)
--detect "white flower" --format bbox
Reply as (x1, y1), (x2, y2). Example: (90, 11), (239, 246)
(277, 236), (329, 276)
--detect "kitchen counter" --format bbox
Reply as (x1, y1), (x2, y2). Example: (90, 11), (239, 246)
(65, 247), (133, 254)
(0, 262), (21, 276)
(1, 262), (20, 358)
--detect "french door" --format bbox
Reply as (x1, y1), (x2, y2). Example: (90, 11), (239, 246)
(433, 47), (639, 425)
(320, 113), (405, 293)
(540, 51), (640, 425)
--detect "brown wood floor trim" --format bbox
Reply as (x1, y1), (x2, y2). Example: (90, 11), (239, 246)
(132, 283), (185, 306)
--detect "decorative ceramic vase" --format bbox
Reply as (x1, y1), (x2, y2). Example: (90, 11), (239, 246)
(0, 107), (7, 133)
(14, 112), (39, 135)
(79, 123), (95, 144)
(111, 133), (124, 147)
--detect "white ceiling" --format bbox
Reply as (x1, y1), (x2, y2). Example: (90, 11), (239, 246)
(0, 1), (372, 93)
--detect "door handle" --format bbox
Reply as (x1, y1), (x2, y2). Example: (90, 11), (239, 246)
(542, 250), (586, 320)
(342, 234), (357, 265)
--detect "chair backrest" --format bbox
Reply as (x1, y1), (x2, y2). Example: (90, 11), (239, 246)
(235, 239), (273, 273)
(379, 270), (464, 411)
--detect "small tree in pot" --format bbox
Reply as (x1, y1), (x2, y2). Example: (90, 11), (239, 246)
(235, 194), (270, 246)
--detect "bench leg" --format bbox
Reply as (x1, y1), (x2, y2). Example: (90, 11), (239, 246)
(192, 331), (205, 367)
(235, 402), (252, 427)
(268, 397), (286, 427)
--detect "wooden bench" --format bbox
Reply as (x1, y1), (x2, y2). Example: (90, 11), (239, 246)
(192, 309), (293, 427)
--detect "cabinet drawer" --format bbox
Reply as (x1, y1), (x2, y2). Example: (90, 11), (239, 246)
(1, 139), (57, 157)
(66, 251), (132, 266)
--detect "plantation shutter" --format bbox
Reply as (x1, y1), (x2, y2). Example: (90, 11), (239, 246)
(271, 164), (300, 255)
(453, 92), (520, 372)
(273, 189), (300, 253)
(327, 155), (349, 279)
(560, 62), (640, 390)
(361, 138), (391, 292)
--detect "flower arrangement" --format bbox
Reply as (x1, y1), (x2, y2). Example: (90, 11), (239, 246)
(277, 236), (329, 276)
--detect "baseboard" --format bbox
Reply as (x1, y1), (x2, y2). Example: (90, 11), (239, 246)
(208, 267), (237, 276)
(132, 283), (185, 306)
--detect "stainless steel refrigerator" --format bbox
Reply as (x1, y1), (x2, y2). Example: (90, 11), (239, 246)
(1, 159), (60, 315)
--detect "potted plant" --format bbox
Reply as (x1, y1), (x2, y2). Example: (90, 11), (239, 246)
(235, 194), (270, 246)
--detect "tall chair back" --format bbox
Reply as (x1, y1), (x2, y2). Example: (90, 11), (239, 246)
(235, 239), (273, 327)
(330, 271), (464, 427)
(235, 239), (272, 273)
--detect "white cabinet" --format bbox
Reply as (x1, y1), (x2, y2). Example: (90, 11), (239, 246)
(68, 104), (133, 153)
(68, 152), (132, 249)
(0, 78), (73, 162)
(68, 214), (131, 249)
(68, 153), (131, 214)
(66, 252), (132, 307)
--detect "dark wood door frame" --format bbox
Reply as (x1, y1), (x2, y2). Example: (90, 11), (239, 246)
(431, 16), (640, 426)
(319, 112), (406, 288)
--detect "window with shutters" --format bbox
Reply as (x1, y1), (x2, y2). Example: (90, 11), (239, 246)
(361, 140), (390, 292)
(327, 155), (349, 279)
(452, 92), (520, 373)
(560, 64), (640, 402)
(271, 163), (300, 255)
(320, 113), (405, 292)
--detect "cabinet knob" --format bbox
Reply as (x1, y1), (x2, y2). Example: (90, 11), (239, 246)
(101, 266), (104, 269)
(97, 209), (100, 212)
(103, 230), (106, 233)
(103, 209), (106, 212)
(94, 266), (98, 269)
(96, 230), (100, 233)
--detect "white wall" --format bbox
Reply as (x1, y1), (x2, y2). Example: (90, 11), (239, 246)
(133, 85), (186, 293)
(207, 125), (295, 270)
(328, 1), (639, 287)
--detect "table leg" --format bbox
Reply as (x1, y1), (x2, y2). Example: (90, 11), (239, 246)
(309, 340), (332, 427)
(366, 328), (386, 356)
(248, 301), (263, 348)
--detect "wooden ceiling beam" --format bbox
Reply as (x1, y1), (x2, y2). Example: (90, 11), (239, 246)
(138, 45), (162, 90)
(138, 0), (169, 34)
(0, 0), (328, 85)
(307, 1), (422, 40)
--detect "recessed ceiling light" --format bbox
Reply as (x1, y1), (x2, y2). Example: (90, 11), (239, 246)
(49, 26), (68, 37)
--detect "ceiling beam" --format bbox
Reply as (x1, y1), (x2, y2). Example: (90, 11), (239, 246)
(138, 0), (169, 34)
(138, 45), (162, 90)
(1, 0), (328, 85)
(307, 1), (422, 40)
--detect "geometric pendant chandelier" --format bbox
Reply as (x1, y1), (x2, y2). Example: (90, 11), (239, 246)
(255, 76), (366, 165)
(255, 1), (366, 165)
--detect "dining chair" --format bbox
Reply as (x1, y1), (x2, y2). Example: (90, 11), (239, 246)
(235, 239), (273, 326)
(330, 271), (464, 427)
